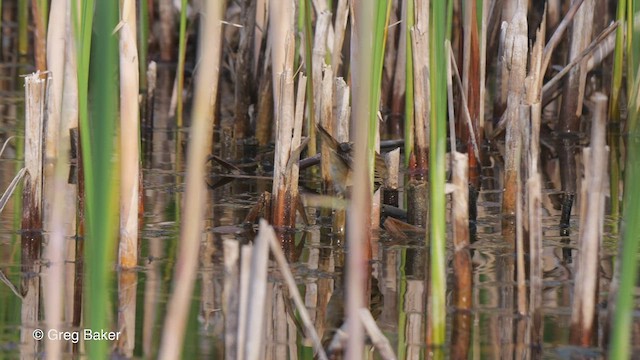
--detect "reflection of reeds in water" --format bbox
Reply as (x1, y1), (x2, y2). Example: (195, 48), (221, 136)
(5, 0), (640, 358)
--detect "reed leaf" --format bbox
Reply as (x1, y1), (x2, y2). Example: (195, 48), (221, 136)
(609, 2), (640, 357)
(429, 0), (449, 347)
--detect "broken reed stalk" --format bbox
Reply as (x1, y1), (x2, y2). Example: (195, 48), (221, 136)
(261, 219), (328, 360)
(570, 93), (607, 346)
(555, 0), (594, 237)
(21, 72), (47, 356)
(407, 0), (429, 227)
(158, 1), (224, 358)
(271, 34), (301, 229)
(450, 152), (472, 360)
(117, 0), (140, 355)
(500, 2), (527, 240)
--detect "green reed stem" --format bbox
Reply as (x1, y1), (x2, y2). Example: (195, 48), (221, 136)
(302, 0), (316, 157)
(18, 0), (28, 58)
(176, 0), (187, 129)
(369, 0), (391, 187)
(610, 2), (640, 358)
(429, 0), (448, 347)
(608, 0), (626, 234)
(38, 0), (47, 30)
(404, 0), (415, 167)
(138, 0), (149, 91)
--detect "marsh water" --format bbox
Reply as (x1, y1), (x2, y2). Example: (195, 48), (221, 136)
(1, 64), (639, 359)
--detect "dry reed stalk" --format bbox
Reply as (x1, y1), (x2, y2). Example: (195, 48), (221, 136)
(43, 0), (65, 229)
(359, 308), (396, 360)
(243, 230), (269, 360)
(252, 0), (266, 79)
(223, 240), (241, 360)
(271, 33), (299, 228)
(269, 0), (294, 108)
(527, 172), (543, 348)
(406, 0), (429, 227)
(525, 17), (545, 349)
(255, 64), (273, 146)
(451, 151), (472, 360)
(262, 219), (328, 360)
(42, 0), (67, 357)
(500, 1), (527, 240)
(333, 78), (349, 234)
(570, 93), (608, 346)
(346, 1), (375, 356)
(30, 0), (46, 71)
(142, 238), (162, 357)
(410, 0), (429, 175)
(116, 2), (140, 354)
(381, 1), (398, 125)
(158, 1), (224, 357)
(541, 22), (618, 105)
(332, 0), (349, 75)
(387, 0), (408, 140)
(461, 0), (481, 189)
(479, 0), (489, 148)
(321, 64), (334, 193)
(515, 104), (528, 316)
(405, 279), (425, 358)
(21, 72), (47, 357)
(556, 0), (594, 237)
(383, 148), (400, 207)
(117, 1), (140, 262)
(234, 0), (256, 139)
(158, 0), (175, 61)
(311, 10), (331, 192)
(62, 7), (80, 327)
